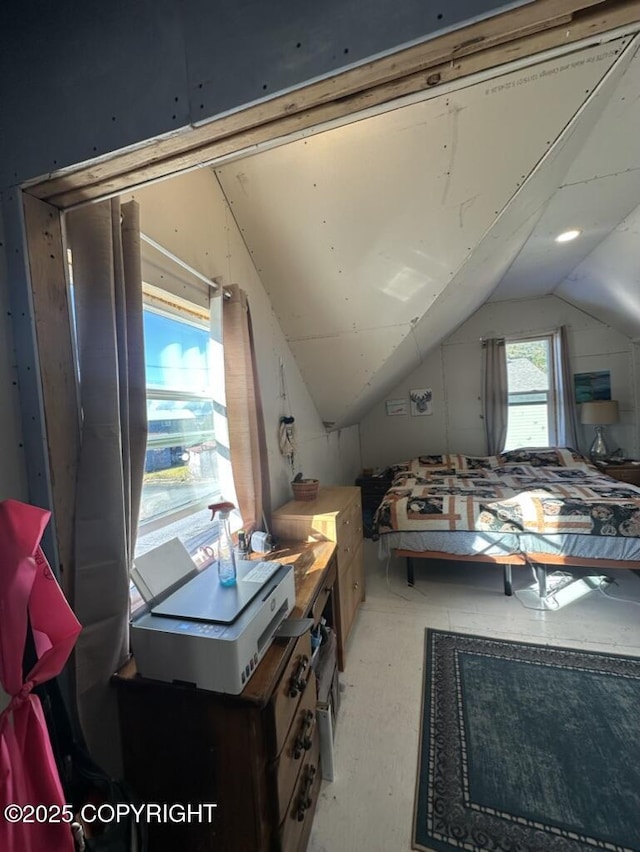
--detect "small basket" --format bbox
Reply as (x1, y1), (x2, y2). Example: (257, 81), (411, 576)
(291, 478), (319, 501)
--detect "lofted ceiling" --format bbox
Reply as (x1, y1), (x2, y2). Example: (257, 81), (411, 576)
(214, 31), (640, 429)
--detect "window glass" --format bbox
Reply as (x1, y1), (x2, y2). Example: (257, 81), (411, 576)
(140, 397), (219, 524)
(135, 306), (239, 566)
(504, 337), (553, 450)
(143, 309), (210, 393)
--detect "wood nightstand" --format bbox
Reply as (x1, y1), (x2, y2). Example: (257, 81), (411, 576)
(600, 462), (640, 487)
(355, 473), (394, 538)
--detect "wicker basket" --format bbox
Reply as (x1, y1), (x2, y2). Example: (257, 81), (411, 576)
(291, 478), (319, 501)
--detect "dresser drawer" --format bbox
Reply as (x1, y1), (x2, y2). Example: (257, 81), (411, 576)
(604, 465), (640, 486)
(270, 631), (313, 757)
(337, 496), (361, 543)
(336, 502), (362, 576)
(276, 731), (321, 852)
(338, 540), (364, 650)
(272, 670), (317, 826)
(310, 557), (336, 626)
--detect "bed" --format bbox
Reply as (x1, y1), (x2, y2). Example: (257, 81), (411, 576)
(373, 447), (640, 596)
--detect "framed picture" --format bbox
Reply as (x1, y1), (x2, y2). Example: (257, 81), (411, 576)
(386, 399), (408, 416)
(410, 388), (433, 416)
(574, 371), (611, 403)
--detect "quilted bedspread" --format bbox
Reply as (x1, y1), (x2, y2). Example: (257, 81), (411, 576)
(374, 448), (640, 538)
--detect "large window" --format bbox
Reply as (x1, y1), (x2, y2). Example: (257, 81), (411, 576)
(504, 335), (557, 450)
(140, 309), (219, 527)
(134, 303), (238, 565)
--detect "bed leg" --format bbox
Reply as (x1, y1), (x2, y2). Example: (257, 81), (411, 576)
(535, 564), (547, 598)
(503, 564), (513, 596)
(407, 557), (415, 587)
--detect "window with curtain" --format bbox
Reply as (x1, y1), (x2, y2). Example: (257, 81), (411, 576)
(504, 334), (557, 450)
(132, 297), (239, 612)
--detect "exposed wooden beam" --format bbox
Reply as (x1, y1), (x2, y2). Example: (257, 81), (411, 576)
(28, 0), (640, 208)
(22, 194), (80, 600)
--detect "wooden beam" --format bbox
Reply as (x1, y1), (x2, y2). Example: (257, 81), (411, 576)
(22, 194), (80, 600)
(28, 0), (640, 208)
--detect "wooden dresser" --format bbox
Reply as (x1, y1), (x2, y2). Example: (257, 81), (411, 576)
(600, 461), (640, 487)
(114, 540), (336, 852)
(271, 487), (364, 671)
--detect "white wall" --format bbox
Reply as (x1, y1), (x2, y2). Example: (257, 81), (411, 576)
(360, 295), (638, 468)
(0, 210), (28, 500)
(124, 169), (361, 511)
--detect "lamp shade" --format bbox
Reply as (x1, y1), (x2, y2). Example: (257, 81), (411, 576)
(580, 399), (619, 425)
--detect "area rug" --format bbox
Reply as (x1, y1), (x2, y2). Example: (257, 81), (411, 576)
(413, 630), (640, 852)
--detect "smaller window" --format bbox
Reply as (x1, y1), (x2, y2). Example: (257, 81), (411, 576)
(504, 334), (557, 450)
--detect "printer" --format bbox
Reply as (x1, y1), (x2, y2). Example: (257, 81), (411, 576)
(130, 538), (295, 694)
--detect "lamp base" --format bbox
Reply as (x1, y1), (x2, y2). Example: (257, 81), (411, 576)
(589, 425), (608, 462)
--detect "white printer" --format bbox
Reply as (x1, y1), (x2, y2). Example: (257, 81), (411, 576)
(130, 538), (295, 694)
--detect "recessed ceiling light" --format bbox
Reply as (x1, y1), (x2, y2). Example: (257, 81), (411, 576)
(555, 229), (581, 243)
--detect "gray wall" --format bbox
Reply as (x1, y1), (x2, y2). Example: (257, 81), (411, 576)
(0, 0), (528, 187)
(0, 208), (28, 500)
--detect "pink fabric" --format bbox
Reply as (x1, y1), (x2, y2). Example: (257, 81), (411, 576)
(0, 500), (82, 852)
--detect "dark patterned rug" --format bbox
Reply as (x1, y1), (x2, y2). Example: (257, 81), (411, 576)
(414, 630), (640, 852)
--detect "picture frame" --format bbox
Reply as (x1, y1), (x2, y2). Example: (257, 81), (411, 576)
(385, 399), (408, 416)
(574, 371), (611, 403)
(409, 388), (433, 416)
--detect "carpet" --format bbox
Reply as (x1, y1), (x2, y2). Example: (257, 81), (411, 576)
(413, 630), (640, 852)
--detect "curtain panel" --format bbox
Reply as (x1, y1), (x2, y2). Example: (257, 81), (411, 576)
(65, 199), (146, 773)
(482, 338), (508, 456)
(554, 326), (579, 449)
(222, 285), (271, 534)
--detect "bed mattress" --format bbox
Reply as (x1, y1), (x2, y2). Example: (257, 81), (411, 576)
(374, 448), (640, 564)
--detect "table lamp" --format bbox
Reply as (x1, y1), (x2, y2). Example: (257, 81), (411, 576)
(580, 400), (619, 461)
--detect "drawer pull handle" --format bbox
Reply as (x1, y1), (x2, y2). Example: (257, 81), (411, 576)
(296, 765), (317, 821)
(294, 710), (316, 759)
(353, 582), (359, 591)
(289, 655), (310, 698)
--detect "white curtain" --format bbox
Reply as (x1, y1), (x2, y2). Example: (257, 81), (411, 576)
(482, 338), (508, 456)
(65, 199), (147, 774)
(554, 326), (579, 449)
(223, 285), (271, 534)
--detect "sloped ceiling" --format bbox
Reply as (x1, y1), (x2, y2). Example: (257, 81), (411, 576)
(216, 32), (640, 428)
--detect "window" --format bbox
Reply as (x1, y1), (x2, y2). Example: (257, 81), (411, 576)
(504, 334), (557, 450)
(135, 303), (238, 563)
(140, 309), (219, 526)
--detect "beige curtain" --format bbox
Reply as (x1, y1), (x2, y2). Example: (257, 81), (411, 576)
(554, 326), (579, 449)
(223, 285), (270, 533)
(65, 198), (147, 774)
(482, 338), (508, 456)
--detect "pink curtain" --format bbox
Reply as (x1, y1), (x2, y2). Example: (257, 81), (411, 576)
(0, 500), (82, 852)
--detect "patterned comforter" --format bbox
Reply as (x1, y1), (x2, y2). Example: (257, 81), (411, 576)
(374, 448), (640, 539)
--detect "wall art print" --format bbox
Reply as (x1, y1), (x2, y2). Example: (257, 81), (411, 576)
(410, 388), (433, 416)
(574, 370), (611, 403)
(386, 399), (408, 416)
